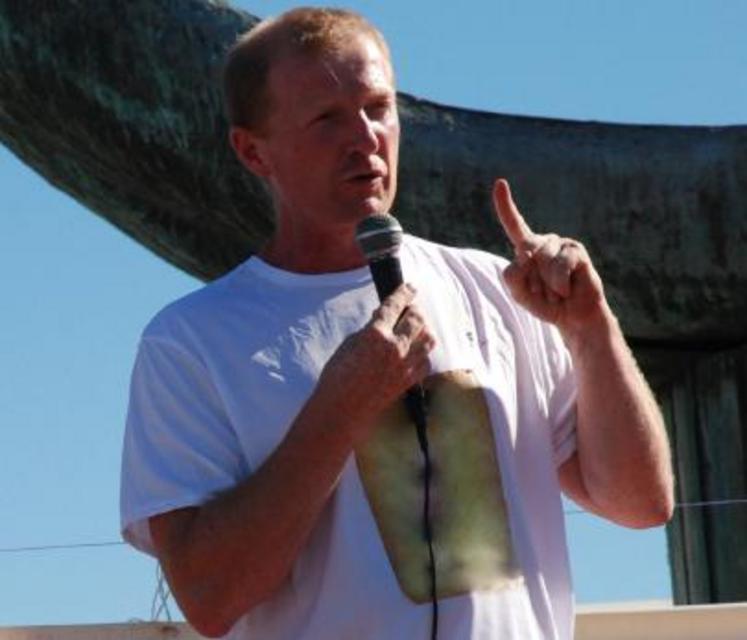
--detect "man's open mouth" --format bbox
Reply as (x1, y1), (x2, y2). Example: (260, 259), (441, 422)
(347, 169), (385, 183)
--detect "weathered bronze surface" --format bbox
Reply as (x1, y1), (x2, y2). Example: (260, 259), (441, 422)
(660, 344), (747, 604)
(2, 1), (746, 348)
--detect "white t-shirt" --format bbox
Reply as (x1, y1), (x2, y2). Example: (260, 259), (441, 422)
(120, 235), (577, 640)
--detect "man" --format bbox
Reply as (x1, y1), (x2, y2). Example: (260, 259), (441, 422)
(120, 7), (674, 640)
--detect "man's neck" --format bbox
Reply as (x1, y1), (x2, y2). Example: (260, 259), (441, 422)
(258, 224), (368, 275)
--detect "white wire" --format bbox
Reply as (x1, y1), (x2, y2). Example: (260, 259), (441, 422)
(1, 498), (747, 553)
(0, 541), (124, 553)
(675, 498), (747, 509)
(563, 498), (747, 517)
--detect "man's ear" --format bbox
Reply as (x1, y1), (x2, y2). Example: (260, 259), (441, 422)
(229, 126), (272, 178)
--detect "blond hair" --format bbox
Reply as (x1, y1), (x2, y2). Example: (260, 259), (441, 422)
(223, 7), (391, 131)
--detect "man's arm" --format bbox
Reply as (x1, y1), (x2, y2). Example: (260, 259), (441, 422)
(556, 306), (674, 527)
(149, 284), (435, 638)
(493, 178), (674, 527)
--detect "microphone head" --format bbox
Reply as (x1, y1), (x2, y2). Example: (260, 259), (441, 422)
(356, 213), (403, 262)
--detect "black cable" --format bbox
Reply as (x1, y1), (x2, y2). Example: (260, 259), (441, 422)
(406, 389), (438, 640)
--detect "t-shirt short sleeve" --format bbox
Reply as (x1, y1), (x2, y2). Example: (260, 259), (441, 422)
(120, 336), (247, 555)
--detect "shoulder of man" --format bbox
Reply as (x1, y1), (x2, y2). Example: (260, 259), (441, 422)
(141, 258), (251, 343)
(402, 232), (511, 277)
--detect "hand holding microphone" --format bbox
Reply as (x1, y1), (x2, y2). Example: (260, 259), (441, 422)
(355, 214), (431, 434)
(314, 217), (434, 445)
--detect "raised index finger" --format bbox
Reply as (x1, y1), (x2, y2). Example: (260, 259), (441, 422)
(493, 178), (534, 250)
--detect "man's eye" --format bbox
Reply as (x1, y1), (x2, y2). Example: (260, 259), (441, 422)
(367, 102), (391, 119)
(312, 110), (336, 124)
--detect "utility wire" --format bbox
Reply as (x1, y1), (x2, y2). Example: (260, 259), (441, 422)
(564, 497), (747, 517)
(2, 498), (747, 555)
(0, 540), (125, 554)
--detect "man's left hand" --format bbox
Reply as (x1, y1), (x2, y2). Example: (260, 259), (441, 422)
(492, 178), (674, 527)
(493, 178), (608, 342)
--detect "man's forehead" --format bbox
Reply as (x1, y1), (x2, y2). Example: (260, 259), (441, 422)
(276, 34), (394, 89)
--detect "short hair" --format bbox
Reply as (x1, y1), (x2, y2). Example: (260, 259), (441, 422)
(223, 7), (392, 131)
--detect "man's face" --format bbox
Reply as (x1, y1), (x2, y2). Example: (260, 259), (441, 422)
(240, 34), (400, 234)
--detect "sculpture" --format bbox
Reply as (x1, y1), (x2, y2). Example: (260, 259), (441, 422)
(1, 1), (745, 354)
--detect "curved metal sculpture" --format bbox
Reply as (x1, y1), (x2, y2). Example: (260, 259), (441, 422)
(1, 0), (746, 348)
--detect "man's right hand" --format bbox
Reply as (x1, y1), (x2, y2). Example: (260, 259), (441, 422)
(317, 282), (436, 444)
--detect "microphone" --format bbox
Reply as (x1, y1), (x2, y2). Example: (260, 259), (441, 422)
(355, 214), (428, 438)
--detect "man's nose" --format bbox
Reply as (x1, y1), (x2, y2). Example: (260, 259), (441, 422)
(349, 110), (380, 154)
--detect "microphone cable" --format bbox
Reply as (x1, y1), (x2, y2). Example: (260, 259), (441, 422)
(356, 213), (439, 639)
(405, 388), (439, 640)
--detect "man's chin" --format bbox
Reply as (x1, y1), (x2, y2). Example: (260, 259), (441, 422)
(356, 194), (394, 217)
(340, 182), (394, 215)
(327, 192), (395, 226)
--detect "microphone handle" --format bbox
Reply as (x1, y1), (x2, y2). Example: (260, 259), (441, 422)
(368, 255), (427, 431)
(368, 254), (403, 300)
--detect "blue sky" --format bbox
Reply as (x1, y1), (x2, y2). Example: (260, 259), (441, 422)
(1, 0), (745, 627)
